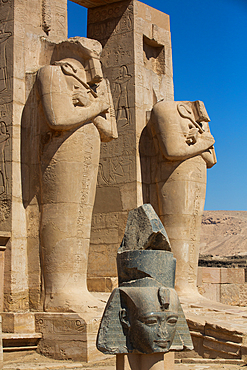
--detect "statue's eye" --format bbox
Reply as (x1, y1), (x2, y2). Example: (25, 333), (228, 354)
(167, 316), (178, 325)
(143, 317), (158, 326)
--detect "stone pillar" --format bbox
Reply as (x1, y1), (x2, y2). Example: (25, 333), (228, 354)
(0, 316), (2, 370)
(116, 353), (174, 370)
(0, 233), (9, 312)
(87, 0), (174, 289)
(0, 0), (67, 312)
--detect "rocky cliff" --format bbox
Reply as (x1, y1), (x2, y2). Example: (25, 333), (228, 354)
(200, 211), (247, 257)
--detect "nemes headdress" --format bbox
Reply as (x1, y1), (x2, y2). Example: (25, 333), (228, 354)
(51, 36), (103, 85)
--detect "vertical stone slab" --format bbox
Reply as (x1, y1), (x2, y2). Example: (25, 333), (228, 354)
(0, 234), (10, 312)
(87, 0), (174, 286)
(0, 316), (2, 370)
(116, 353), (174, 370)
(0, 0), (67, 313)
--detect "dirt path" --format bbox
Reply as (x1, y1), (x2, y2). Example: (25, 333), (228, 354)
(3, 351), (246, 370)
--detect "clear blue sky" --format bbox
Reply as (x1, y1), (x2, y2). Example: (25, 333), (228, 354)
(68, 0), (247, 211)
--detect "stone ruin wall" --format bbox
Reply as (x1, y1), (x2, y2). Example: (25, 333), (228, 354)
(0, 0), (174, 312)
(0, 0), (68, 312)
(87, 0), (174, 291)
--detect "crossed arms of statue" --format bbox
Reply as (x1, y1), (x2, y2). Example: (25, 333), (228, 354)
(37, 59), (117, 142)
(150, 100), (216, 168)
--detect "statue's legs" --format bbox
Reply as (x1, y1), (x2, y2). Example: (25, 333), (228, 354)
(157, 156), (206, 298)
(40, 124), (104, 312)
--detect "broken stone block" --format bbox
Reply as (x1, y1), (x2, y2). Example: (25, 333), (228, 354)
(119, 204), (171, 252)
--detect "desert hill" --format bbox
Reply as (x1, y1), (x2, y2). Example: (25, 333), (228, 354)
(200, 211), (247, 257)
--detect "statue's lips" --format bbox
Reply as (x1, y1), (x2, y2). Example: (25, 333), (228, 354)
(154, 340), (170, 348)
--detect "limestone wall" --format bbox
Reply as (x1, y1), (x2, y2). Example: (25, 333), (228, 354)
(0, 0), (67, 312)
(197, 267), (247, 306)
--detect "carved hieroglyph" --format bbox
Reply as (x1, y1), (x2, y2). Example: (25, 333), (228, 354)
(149, 100), (216, 299)
(37, 37), (117, 313)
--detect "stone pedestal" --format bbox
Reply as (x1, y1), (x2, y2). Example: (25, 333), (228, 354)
(116, 353), (174, 370)
(0, 232), (9, 312)
(35, 312), (105, 362)
(0, 316), (2, 370)
(87, 0), (174, 288)
(1, 312), (36, 334)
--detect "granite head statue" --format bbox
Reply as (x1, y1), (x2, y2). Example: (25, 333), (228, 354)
(96, 204), (193, 355)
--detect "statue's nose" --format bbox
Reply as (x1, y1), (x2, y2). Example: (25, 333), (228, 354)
(157, 322), (169, 338)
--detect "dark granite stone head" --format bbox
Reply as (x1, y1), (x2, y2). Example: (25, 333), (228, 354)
(120, 286), (179, 354)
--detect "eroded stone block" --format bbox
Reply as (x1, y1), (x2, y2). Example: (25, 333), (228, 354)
(119, 204), (171, 252)
(201, 267), (221, 284)
(221, 268), (245, 285)
(35, 312), (103, 362)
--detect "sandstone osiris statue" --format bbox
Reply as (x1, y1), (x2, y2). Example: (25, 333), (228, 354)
(149, 100), (216, 300)
(37, 37), (117, 313)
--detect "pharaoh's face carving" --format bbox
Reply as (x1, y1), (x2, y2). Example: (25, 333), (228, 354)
(120, 287), (179, 354)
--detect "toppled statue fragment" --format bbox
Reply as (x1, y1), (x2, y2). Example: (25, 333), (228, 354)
(97, 204), (193, 355)
(119, 204), (171, 252)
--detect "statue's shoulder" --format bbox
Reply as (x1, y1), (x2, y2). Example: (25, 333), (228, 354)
(37, 65), (64, 96)
(151, 100), (178, 123)
(37, 64), (61, 83)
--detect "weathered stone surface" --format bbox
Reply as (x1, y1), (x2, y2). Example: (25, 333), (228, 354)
(119, 204), (171, 252)
(184, 305), (247, 361)
(198, 267), (221, 284)
(198, 283), (220, 302)
(1, 313), (35, 334)
(220, 284), (241, 307)
(117, 250), (176, 287)
(88, 277), (118, 292)
(197, 266), (247, 307)
(35, 312), (103, 362)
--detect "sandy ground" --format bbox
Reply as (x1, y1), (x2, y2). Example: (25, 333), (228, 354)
(3, 351), (246, 370)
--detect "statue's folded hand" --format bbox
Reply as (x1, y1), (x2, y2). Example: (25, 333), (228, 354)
(186, 128), (199, 145)
(72, 90), (91, 107)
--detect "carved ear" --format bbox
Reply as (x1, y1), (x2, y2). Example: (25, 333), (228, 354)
(120, 309), (130, 329)
(177, 103), (193, 120)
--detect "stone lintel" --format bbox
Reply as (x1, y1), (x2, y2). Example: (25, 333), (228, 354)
(71, 0), (124, 8)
